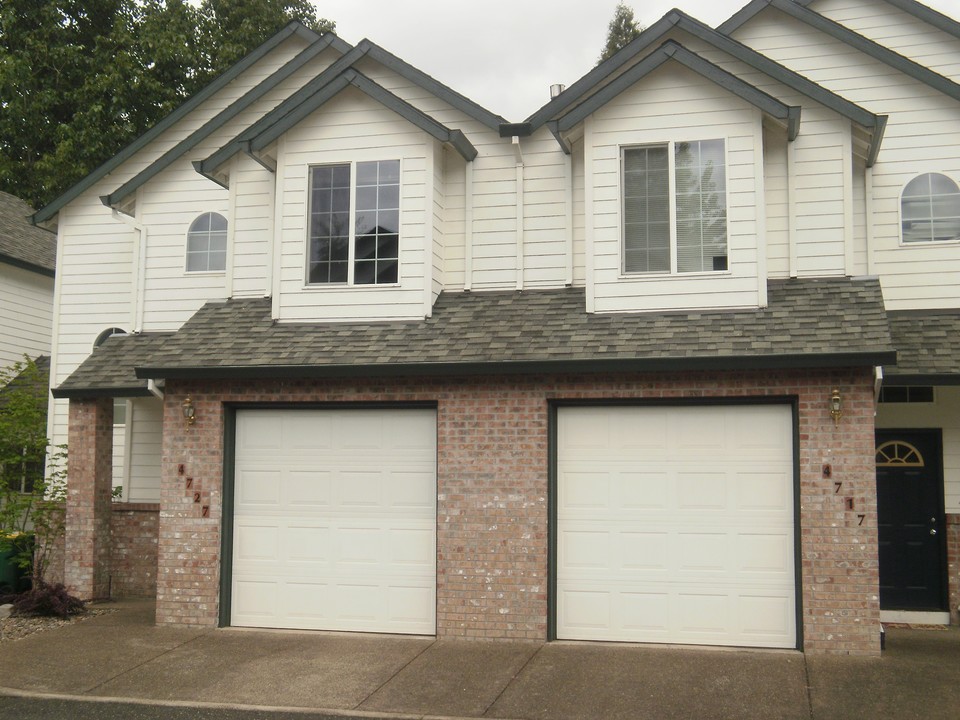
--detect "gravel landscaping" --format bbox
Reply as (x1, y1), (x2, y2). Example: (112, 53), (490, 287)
(0, 607), (113, 643)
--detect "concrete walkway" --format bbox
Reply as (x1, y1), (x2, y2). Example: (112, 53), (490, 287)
(0, 600), (957, 719)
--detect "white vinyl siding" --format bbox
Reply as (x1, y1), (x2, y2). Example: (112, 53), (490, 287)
(877, 386), (960, 513)
(231, 408), (437, 634)
(0, 264), (53, 368)
(557, 404), (796, 648)
(586, 64), (763, 313)
(126, 397), (163, 504)
(807, 0), (960, 82)
(731, 6), (960, 309)
(273, 87), (429, 321)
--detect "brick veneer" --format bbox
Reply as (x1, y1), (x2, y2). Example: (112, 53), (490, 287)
(64, 397), (113, 600)
(149, 368), (881, 654)
(109, 504), (160, 597)
(42, 503), (159, 598)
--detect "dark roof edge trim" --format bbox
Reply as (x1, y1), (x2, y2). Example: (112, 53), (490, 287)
(720, 0), (960, 102)
(133, 350), (897, 381)
(0, 253), (56, 278)
(51, 386), (156, 400)
(103, 33), (349, 209)
(557, 41), (796, 133)
(881, 372), (960, 386)
(32, 22), (321, 224)
(794, 0), (960, 41)
(247, 69), (477, 161)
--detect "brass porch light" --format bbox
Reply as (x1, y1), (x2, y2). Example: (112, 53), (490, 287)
(182, 396), (196, 426)
(829, 388), (842, 426)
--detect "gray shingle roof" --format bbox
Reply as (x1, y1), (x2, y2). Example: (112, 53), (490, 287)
(0, 192), (56, 275)
(53, 277), (895, 397)
(53, 333), (175, 398)
(884, 310), (960, 383)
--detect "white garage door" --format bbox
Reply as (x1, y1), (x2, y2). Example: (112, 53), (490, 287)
(557, 404), (796, 648)
(231, 408), (437, 634)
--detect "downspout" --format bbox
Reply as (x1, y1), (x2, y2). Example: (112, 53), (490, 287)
(513, 136), (524, 291)
(564, 151), (574, 286)
(865, 166), (875, 277)
(464, 162), (474, 291)
(842, 128), (855, 276)
(111, 203), (147, 333)
(269, 137), (285, 319)
(147, 379), (164, 400)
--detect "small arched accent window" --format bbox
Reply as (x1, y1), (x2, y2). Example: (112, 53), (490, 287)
(94, 327), (127, 349)
(901, 173), (960, 243)
(186, 212), (227, 272)
(876, 440), (925, 467)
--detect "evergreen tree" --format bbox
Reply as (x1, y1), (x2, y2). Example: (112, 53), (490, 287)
(0, 1), (334, 210)
(599, 2), (642, 64)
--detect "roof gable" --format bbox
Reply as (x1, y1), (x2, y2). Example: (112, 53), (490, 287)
(100, 32), (350, 212)
(718, 0), (960, 103)
(524, 9), (884, 163)
(794, 0), (960, 41)
(553, 41), (801, 141)
(0, 192), (56, 276)
(33, 21), (331, 224)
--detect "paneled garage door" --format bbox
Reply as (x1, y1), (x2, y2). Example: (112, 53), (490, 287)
(556, 404), (796, 648)
(230, 408), (437, 634)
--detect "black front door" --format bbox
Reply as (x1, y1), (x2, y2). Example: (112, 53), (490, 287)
(875, 430), (947, 611)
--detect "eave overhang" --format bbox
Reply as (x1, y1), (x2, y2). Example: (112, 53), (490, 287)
(554, 41), (801, 140)
(100, 32), (351, 212)
(32, 21), (329, 224)
(718, 0), (960, 105)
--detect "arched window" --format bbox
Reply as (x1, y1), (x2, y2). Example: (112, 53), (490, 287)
(94, 327), (127, 349)
(901, 173), (960, 243)
(186, 212), (227, 272)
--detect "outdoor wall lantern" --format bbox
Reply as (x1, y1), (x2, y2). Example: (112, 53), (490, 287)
(829, 388), (842, 426)
(182, 396), (196, 426)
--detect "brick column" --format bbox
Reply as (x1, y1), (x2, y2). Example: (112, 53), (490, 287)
(64, 397), (114, 599)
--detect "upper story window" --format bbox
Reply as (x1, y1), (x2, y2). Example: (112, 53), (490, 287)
(308, 159), (400, 286)
(186, 212), (227, 272)
(623, 139), (727, 275)
(901, 173), (960, 244)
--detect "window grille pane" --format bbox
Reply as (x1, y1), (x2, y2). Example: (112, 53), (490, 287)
(902, 173), (960, 243)
(308, 164), (351, 284)
(186, 212), (227, 272)
(675, 139), (727, 272)
(623, 146), (670, 273)
(354, 160), (400, 284)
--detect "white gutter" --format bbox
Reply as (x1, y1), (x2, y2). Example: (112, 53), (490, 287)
(147, 379), (165, 400)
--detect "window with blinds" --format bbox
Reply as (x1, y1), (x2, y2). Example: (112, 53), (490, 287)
(622, 139), (728, 275)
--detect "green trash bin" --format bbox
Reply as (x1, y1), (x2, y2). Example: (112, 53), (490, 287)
(0, 533), (33, 594)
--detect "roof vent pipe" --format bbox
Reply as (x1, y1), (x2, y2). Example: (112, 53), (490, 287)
(550, 83), (565, 99)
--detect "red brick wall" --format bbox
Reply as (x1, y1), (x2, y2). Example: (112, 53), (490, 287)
(949, 514), (959, 625)
(154, 368), (880, 654)
(42, 503), (159, 598)
(109, 504), (159, 597)
(64, 397), (113, 600)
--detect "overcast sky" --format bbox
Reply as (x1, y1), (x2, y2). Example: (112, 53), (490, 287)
(318, 0), (960, 121)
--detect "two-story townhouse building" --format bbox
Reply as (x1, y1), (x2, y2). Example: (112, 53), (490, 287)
(35, 0), (959, 656)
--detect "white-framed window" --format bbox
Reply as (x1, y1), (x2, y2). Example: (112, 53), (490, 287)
(186, 212), (227, 272)
(307, 159), (400, 285)
(901, 173), (960, 244)
(622, 139), (728, 274)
